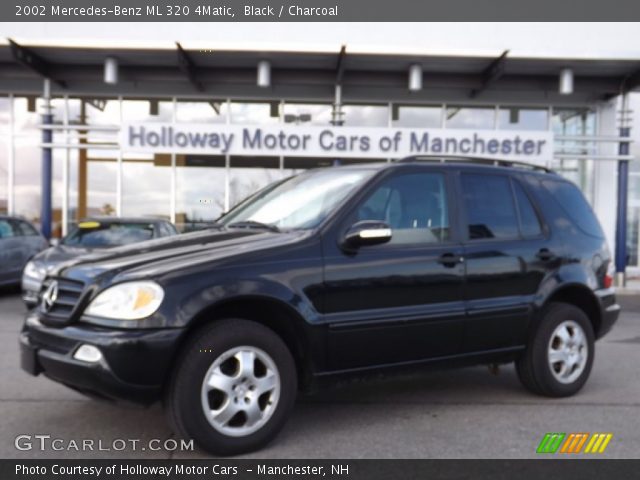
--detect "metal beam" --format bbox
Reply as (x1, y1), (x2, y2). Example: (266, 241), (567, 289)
(335, 45), (347, 86)
(176, 42), (204, 92)
(470, 49), (509, 98)
(622, 68), (640, 93)
(7, 39), (66, 89)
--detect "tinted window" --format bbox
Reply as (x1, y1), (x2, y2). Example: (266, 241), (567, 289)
(542, 179), (604, 238)
(162, 222), (177, 236)
(513, 181), (542, 237)
(462, 174), (519, 240)
(0, 220), (15, 238)
(357, 172), (450, 245)
(15, 220), (39, 237)
(63, 223), (155, 247)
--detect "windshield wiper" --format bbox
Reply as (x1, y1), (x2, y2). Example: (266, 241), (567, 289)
(226, 221), (280, 232)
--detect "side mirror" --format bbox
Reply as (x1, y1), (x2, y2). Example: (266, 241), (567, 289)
(342, 220), (392, 249)
(49, 238), (60, 247)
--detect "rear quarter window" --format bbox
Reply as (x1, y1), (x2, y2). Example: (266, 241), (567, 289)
(542, 179), (604, 238)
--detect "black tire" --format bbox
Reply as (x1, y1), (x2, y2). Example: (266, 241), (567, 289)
(166, 319), (297, 456)
(516, 302), (595, 397)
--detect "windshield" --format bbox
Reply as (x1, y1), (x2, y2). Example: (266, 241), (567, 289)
(220, 168), (376, 230)
(62, 222), (155, 247)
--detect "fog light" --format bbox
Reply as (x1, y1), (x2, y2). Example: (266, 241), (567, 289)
(73, 344), (103, 363)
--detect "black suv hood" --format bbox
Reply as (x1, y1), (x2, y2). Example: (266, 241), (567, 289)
(57, 228), (308, 285)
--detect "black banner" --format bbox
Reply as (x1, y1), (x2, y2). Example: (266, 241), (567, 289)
(4, 0), (640, 21)
(2, 459), (639, 480)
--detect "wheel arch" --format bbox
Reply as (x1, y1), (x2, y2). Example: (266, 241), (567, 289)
(541, 284), (602, 336)
(170, 294), (317, 391)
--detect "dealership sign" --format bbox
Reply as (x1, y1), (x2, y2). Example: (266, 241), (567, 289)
(121, 123), (553, 163)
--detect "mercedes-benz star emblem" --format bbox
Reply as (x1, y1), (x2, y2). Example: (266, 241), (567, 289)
(41, 281), (59, 312)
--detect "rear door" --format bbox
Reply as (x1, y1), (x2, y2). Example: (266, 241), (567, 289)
(457, 171), (556, 352)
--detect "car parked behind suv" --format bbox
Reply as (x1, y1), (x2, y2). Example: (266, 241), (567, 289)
(0, 216), (48, 288)
(21, 217), (178, 306)
(20, 158), (619, 455)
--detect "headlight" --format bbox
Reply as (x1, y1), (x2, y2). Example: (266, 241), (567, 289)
(23, 260), (46, 281)
(84, 281), (164, 320)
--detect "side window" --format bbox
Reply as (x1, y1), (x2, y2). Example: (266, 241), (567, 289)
(165, 223), (178, 236)
(542, 179), (604, 238)
(0, 220), (14, 238)
(155, 224), (167, 238)
(17, 221), (39, 237)
(356, 172), (450, 245)
(462, 174), (519, 240)
(513, 181), (542, 237)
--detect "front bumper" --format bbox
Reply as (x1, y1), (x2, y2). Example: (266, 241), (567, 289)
(20, 313), (184, 405)
(596, 287), (620, 339)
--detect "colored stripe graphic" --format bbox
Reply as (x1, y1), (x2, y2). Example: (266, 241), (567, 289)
(537, 433), (566, 453)
(560, 433), (589, 454)
(584, 433), (613, 454)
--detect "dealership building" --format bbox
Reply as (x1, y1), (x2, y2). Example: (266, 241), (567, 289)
(0, 31), (639, 280)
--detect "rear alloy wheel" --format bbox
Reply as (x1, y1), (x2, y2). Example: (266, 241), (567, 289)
(547, 320), (589, 385)
(166, 319), (297, 455)
(516, 302), (595, 397)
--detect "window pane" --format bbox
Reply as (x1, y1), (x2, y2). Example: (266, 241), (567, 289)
(13, 98), (42, 223)
(121, 159), (171, 219)
(231, 103), (279, 125)
(175, 157), (226, 232)
(513, 181), (542, 237)
(542, 179), (604, 238)
(446, 107), (495, 129)
(357, 173), (450, 244)
(392, 106), (442, 128)
(177, 101), (228, 124)
(0, 97), (9, 214)
(462, 174), (519, 240)
(282, 103), (332, 126)
(342, 105), (388, 127)
(498, 108), (548, 131)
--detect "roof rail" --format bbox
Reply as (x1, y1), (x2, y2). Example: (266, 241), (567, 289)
(396, 155), (553, 173)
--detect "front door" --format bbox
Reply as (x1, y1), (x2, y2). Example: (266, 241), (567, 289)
(321, 167), (466, 371)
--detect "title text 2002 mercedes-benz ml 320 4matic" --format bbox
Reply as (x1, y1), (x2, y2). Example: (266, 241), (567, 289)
(20, 157), (619, 455)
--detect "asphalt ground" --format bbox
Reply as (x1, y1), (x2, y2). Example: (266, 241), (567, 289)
(1, 288), (638, 459)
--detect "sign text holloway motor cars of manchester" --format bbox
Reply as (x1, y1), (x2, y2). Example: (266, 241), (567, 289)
(121, 123), (553, 163)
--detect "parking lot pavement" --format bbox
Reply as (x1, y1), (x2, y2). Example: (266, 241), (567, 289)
(1, 290), (639, 459)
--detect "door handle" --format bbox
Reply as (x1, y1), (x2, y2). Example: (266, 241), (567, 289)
(536, 248), (555, 261)
(438, 253), (464, 268)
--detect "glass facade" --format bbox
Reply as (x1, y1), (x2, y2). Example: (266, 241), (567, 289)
(551, 107), (597, 202)
(0, 97), (627, 245)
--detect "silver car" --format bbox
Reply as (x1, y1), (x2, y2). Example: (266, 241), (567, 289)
(0, 216), (48, 288)
(22, 217), (178, 307)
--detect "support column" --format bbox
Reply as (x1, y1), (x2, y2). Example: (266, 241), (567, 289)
(41, 79), (53, 239)
(615, 117), (631, 285)
(78, 101), (88, 219)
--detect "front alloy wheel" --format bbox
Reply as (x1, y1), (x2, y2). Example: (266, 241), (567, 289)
(201, 346), (281, 437)
(166, 319), (297, 455)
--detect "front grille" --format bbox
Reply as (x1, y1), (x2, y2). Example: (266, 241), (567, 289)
(39, 277), (86, 325)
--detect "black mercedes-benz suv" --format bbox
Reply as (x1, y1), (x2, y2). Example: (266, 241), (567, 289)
(20, 157), (619, 455)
